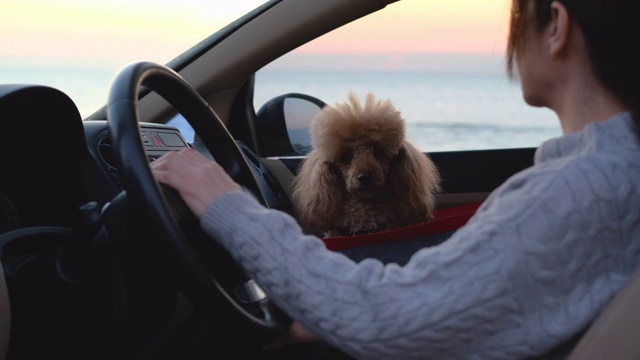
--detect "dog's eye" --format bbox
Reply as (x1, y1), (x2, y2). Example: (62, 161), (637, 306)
(373, 146), (386, 159)
(339, 152), (353, 163)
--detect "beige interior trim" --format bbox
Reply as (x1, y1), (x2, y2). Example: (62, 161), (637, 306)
(261, 158), (297, 201)
(568, 266), (640, 359)
(0, 259), (11, 360)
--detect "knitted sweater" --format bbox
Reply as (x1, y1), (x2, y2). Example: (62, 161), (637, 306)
(201, 112), (640, 359)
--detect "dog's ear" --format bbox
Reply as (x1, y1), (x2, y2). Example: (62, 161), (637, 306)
(387, 142), (441, 225)
(291, 151), (345, 233)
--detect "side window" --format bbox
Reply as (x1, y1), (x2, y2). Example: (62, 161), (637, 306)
(253, 1), (561, 155)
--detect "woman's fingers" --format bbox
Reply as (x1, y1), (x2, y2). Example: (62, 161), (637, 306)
(150, 148), (242, 218)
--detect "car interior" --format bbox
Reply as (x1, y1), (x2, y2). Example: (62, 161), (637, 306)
(1, 0), (639, 359)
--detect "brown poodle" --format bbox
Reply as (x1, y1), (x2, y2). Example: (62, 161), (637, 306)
(291, 91), (441, 238)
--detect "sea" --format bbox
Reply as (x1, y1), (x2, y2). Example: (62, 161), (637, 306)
(0, 64), (561, 153)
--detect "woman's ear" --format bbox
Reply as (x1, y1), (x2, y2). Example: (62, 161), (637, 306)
(548, 1), (570, 57)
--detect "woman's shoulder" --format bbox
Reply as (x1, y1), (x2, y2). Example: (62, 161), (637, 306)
(487, 121), (640, 214)
(537, 112), (637, 160)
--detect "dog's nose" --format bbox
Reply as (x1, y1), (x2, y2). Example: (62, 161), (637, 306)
(358, 172), (374, 187)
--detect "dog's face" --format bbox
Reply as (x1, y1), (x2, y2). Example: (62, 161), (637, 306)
(310, 92), (407, 200)
(331, 141), (399, 199)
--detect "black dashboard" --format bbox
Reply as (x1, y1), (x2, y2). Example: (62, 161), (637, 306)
(0, 84), (202, 358)
(0, 84), (190, 235)
(84, 120), (191, 191)
(0, 78), (303, 357)
(0, 83), (291, 239)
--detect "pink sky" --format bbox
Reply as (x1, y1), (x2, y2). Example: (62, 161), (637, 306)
(0, 0), (514, 117)
(0, 0), (509, 62)
(0, 0), (511, 70)
(296, 1), (511, 55)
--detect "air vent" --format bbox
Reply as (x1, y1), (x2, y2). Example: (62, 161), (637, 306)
(98, 138), (118, 169)
(97, 127), (187, 171)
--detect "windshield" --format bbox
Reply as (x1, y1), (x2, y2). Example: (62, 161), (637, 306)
(0, 0), (269, 118)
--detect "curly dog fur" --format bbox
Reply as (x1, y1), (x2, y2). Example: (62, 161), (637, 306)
(292, 91), (441, 238)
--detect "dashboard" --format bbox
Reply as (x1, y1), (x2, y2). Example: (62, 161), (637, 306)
(0, 85), (190, 236)
(84, 120), (191, 191)
(0, 83), (290, 239)
(0, 81), (295, 359)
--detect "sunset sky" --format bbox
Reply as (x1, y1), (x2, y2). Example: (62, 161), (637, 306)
(0, 0), (528, 125)
(0, 0), (512, 67)
(302, 0), (511, 54)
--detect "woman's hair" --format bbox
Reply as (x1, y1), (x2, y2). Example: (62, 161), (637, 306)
(507, 0), (640, 126)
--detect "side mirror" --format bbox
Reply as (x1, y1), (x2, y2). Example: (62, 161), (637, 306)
(256, 93), (326, 157)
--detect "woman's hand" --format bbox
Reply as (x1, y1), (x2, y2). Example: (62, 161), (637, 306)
(150, 148), (242, 218)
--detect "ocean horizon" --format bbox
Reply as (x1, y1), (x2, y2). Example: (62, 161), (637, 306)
(0, 63), (561, 153)
(254, 69), (560, 152)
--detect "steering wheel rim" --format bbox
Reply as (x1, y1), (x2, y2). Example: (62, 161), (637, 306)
(106, 61), (289, 342)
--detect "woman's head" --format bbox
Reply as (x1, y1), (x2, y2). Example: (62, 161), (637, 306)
(507, 0), (640, 121)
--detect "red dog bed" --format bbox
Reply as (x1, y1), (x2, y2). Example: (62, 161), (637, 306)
(322, 202), (482, 251)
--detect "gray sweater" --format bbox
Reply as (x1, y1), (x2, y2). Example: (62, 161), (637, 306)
(201, 112), (640, 359)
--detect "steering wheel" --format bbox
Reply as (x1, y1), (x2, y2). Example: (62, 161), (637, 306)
(106, 61), (290, 343)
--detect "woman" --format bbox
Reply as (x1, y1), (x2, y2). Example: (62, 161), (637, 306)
(151, 0), (640, 358)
